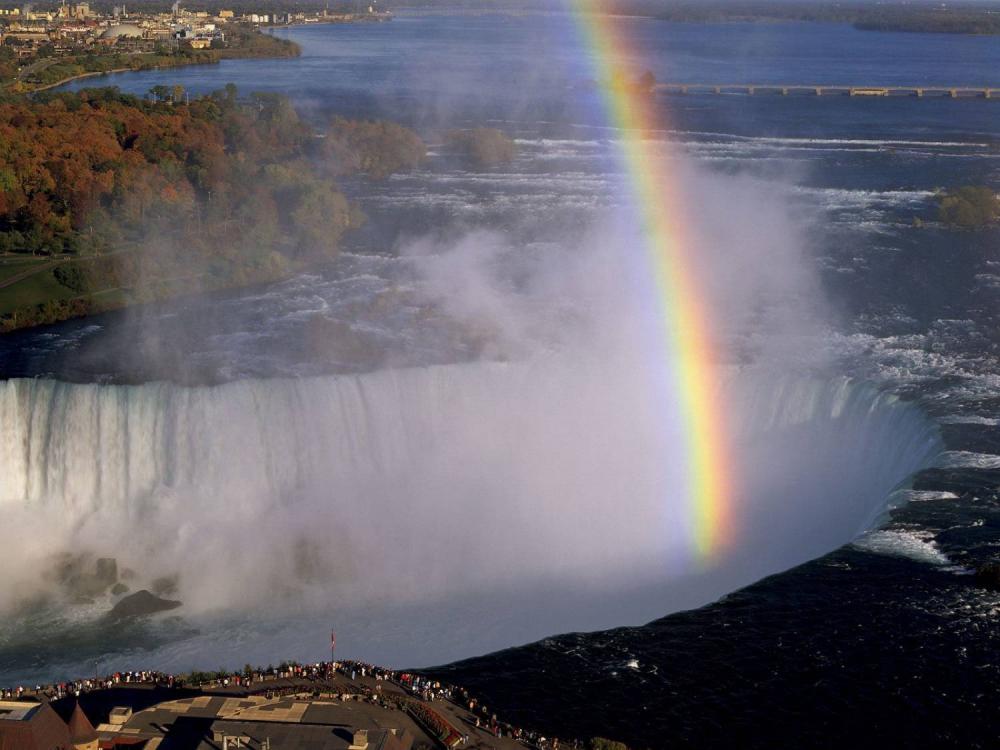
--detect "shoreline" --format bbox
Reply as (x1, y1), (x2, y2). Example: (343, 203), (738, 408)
(12, 31), (303, 96)
(28, 67), (134, 94)
(26, 50), (296, 96)
(0, 257), (311, 335)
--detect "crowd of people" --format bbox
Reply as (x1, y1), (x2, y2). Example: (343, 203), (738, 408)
(0, 669), (177, 701)
(0, 658), (580, 749)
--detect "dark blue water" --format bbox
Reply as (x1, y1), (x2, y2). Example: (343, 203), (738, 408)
(6, 12), (1000, 746)
(60, 15), (1000, 134)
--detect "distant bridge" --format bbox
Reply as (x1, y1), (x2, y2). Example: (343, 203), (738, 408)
(654, 83), (1000, 99)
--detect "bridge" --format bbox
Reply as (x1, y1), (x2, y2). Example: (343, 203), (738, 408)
(654, 83), (999, 99)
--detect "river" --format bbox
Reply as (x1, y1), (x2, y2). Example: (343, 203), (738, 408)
(2, 12), (999, 747)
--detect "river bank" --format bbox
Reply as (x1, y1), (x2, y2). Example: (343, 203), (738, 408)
(5, 27), (301, 95)
(28, 67), (133, 94)
(27, 42), (303, 94)
(0, 250), (333, 334)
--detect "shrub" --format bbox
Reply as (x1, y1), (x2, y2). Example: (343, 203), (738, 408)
(590, 738), (629, 750)
(937, 186), (1000, 228)
(445, 127), (517, 168)
(325, 118), (426, 179)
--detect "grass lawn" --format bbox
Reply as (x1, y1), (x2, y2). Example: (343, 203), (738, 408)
(0, 266), (78, 316)
(0, 256), (51, 283)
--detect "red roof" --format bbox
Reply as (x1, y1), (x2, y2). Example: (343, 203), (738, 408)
(0, 702), (72, 750)
(68, 702), (97, 742)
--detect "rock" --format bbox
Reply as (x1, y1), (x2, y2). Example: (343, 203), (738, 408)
(975, 563), (1000, 590)
(107, 590), (181, 620)
(151, 575), (179, 597)
(56, 555), (119, 598)
(95, 558), (118, 586)
(111, 583), (129, 596)
(52, 553), (85, 585)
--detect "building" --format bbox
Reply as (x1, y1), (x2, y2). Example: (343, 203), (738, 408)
(99, 695), (422, 750)
(68, 702), (99, 750)
(207, 723), (412, 750)
(0, 700), (73, 750)
(98, 22), (142, 39)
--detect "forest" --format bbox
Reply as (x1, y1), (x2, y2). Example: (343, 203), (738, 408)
(0, 85), (427, 330)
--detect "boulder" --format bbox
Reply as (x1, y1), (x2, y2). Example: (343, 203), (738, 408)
(56, 555), (120, 598)
(107, 590), (181, 620)
(95, 558), (118, 586)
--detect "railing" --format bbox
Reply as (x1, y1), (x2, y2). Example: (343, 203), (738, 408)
(405, 700), (464, 748)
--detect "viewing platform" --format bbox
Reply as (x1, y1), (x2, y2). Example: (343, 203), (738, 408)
(655, 83), (999, 99)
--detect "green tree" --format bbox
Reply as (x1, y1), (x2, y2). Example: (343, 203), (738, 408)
(938, 186), (1000, 228)
(445, 128), (517, 168)
(590, 739), (629, 750)
(325, 117), (426, 179)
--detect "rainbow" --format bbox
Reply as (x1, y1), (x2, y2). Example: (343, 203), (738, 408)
(571, 2), (733, 560)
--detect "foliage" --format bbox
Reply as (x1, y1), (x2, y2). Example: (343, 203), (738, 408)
(324, 117), (427, 179)
(589, 739), (629, 750)
(445, 127), (517, 168)
(937, 186), (1000, 228)
(223, 25), (301, 57)
(0, 85), (383, 331)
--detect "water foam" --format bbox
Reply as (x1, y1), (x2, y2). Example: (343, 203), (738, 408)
(0, 364), (942, 672)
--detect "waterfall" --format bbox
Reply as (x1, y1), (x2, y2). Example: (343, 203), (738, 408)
(0, 360), (941, 625)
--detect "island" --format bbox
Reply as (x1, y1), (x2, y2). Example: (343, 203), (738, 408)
(937, 186), (1000, 228)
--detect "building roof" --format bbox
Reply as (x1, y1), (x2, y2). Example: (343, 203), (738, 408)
(200, 721), (411, 750)
(69, 701), (98, 742)
(100, 22), (143, 38)
(0, 701), (41, 722)
(0, 701), (72, 750)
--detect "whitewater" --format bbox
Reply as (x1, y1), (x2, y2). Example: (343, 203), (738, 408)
(0, 359), (940, 678)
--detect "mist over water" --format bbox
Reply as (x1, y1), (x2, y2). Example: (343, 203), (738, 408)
(1, 12), (979, 682)
(0, 161), (942, 677)
(0, 366), (941, 673)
